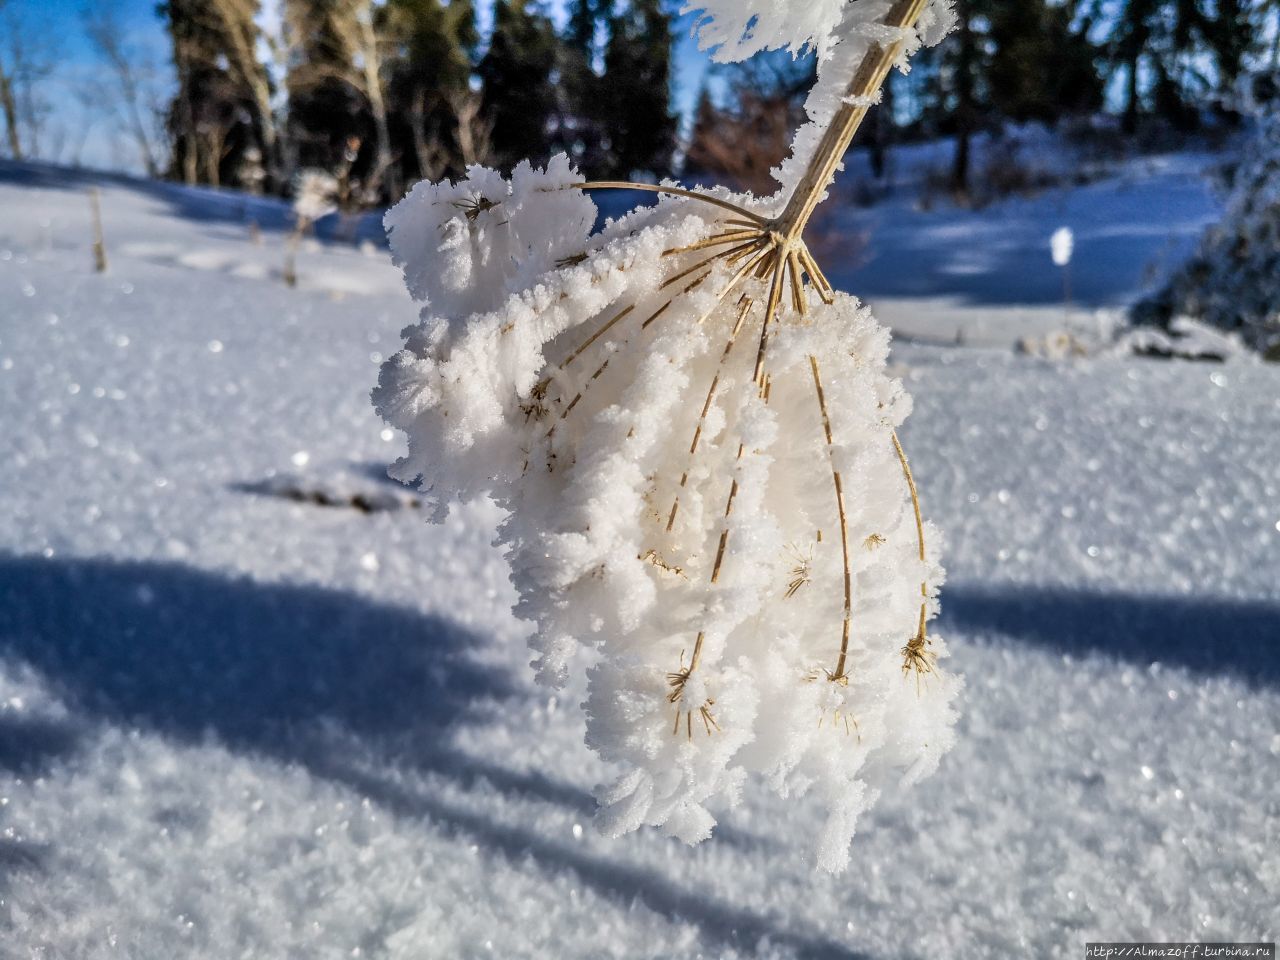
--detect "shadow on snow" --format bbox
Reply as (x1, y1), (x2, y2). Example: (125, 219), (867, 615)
(0, 158), (652, 246)
(940, 582), (1280, 687)
(0, 553), (866, 960)
(0, 158), (386, 246)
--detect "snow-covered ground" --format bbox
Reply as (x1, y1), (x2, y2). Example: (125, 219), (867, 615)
(1, 156), (1277, 958)
(828, 139), (1224, 348)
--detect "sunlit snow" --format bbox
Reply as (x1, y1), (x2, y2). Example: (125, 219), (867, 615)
(0, 149), (1276, 957)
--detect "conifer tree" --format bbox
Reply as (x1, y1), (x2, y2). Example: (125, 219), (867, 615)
(1107, 0), (1160, 133)
(940, 0), (1099, 196)
(477, 0), (559, 170)
(1102, 0), (1202, 133)
(566, 0), (601, 52)
(205, 0), (281, 189)
(598, 0), (675, 179)
(381, 0), (479, 181)
(987, 1), (1102, 125)
(944, 0), (990, 197)
(560, 0), (609, 174)
(1197, 0), (1273, 123)
(1202, 0), (1251, 105)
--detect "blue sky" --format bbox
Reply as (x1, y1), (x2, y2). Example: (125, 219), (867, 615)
(14, 0), (718, 174)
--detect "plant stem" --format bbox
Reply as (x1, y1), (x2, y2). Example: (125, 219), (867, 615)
(810, 355), (854, 682)
(775, 0), (932, 243)
(90, 188), (108, 273)
(574, 181), (767, 224)
(891, 430), (929, 643)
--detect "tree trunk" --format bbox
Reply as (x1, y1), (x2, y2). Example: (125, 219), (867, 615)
(358, 9), (397, 202)
(208, 0), (283, 191)
(451, 89), (490, 168)
(182, 130), (198, 185)
(410, 87), (440, 181)
(949, 2), (974, 198)
(243, 70), (279, 190)
(174, 40), (198, 185)
(951, 127), (970, 198)
(869, 74), (894, 180)
(1122, 54), (1140, 135)
(202, 129), (222, 187)
(0, 67), (22, 159)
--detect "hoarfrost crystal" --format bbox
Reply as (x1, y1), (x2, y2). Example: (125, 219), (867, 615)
(681, 0), (850, 61)
(375, 0), (961, 872)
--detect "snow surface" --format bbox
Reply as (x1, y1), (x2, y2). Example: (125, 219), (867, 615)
(1, 158), (1277, 958)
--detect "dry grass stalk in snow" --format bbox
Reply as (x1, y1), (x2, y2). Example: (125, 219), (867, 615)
(89, 187), (107, 273)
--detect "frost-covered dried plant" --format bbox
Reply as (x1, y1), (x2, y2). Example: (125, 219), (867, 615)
(1135, 69), (1280, 356)
(292, 168), (339, 223)
(374, 0), (961, 873)
(284, 169), (339, 287)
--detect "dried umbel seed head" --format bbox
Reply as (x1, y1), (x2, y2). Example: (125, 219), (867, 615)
(375, 0), (961, 873)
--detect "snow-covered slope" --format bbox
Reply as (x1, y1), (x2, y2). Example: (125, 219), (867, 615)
(830, 144), (1223, 347)
(0, 160), (1277, 958)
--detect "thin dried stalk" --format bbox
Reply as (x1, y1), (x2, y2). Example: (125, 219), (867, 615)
(574, 181), (767, 225)
(891, 430), (934, 686)
(666, 295), (754, 532)
(90, 188), (108, 273)
(810, 356), (854, 684)
(776, 0), (932, 242)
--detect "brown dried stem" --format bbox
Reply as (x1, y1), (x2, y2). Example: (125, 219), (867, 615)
(891, 430), (934, 685)
(574, 181), (767, 225)
(90, 188), (108, 273)
(810, 356), (854, 684)
(666, 295), (754, 532)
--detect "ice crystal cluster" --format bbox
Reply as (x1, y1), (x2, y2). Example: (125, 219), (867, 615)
(1136, 70), (1280, 356)
(375, 0), (961, 872)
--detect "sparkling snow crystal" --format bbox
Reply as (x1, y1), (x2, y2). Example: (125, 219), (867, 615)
(375, 0), (960, 872)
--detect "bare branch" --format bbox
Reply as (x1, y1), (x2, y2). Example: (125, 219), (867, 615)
(82, 5), (165, 177)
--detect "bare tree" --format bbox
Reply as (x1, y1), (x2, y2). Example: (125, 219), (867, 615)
(63, 86), (102, 167)
(82, 6), (166, 177)
(0, 48), (18, 158)
(0, 0), (19, 157)
(355, 2), (396, 200)
(0, 0), (54, 160)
